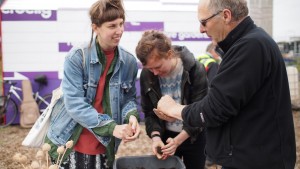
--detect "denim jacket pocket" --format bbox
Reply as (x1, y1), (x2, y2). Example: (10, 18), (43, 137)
(120, 81), (133, 104)
(121, 81), (132, 93)
(85, 82), (98, 104)
(49, 98), (77, 145)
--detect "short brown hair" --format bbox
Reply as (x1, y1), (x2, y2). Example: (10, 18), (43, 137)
(89, 0), (125, 46)
(89, 0), (125, 26)
(135, 30), (171, 66)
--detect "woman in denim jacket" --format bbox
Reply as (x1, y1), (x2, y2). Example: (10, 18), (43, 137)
(45, 0), (140, 168)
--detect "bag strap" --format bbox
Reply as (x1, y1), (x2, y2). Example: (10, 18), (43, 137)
(81, 48), (86, 69)
(80, 48), (89, 93)
(80, 48), (87, 83)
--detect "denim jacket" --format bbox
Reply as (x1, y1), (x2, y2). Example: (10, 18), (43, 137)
(47, 40), (138, 147)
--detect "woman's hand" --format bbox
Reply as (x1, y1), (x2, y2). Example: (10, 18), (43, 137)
(125, 115), (141, 143)
(152, 137), (168, 160)
(161, 137), (180, 156)
(113, 115), (140, 143)
(113, 124), (134, 140)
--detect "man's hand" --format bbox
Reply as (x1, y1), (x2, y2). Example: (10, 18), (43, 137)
(153, 108), (176, 122)
(157, 95), (186, 120)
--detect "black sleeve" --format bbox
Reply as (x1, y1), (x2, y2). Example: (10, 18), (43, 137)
(140, 69), (165, 138)
(207, 62), (219, 83)
(182, 60), (208, 141)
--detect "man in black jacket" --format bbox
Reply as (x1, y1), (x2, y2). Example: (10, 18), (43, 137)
(155, 0), (296, 168)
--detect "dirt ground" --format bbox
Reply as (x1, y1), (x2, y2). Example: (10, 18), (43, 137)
(0, 112), (299, 169)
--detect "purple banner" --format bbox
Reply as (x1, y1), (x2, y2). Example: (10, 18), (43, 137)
(3, 71), (59, 80)
(59, 42), (73, 52)
(19, 72), (59, 80)
(3, 72), (14, 78)
(1, 9), (57, 21)
(166, 32), (211, 41)
(125, 22), (164, 31)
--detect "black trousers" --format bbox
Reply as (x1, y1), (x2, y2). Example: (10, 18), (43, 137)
(163, 129), (206, 169)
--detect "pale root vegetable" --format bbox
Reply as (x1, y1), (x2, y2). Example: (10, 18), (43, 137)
(20, 155), (28, 164)
(13, 153), (22, 162)
(48, 164), (59, 169)
(41, 164), (47, 169)
(12, 141), (74, 169)
(31, 160), (40, 169)
(42, 143), (51, 168)
(13, 153), (28, 169)
(58, 140), (74, 167)
(66, 140), (73, 149)
(42, 143), (51, 152)
(56, 146), (65, 154)
(36, 150), (44, 160)
(36, 149), (44, 167)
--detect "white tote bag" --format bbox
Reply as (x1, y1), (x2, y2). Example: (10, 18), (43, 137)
(22, 48), (85, 148)
(22, 87), (63, 148)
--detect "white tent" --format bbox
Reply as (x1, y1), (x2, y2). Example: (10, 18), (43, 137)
(0, 0), (210, 81)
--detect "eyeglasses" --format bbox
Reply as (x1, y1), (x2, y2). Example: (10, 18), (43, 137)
(199, 11), (222, 27)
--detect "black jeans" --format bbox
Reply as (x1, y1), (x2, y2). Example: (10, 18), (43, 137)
(163, 129), (206, 169)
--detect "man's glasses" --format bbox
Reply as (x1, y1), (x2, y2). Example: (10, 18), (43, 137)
(200, 11), (222, 27)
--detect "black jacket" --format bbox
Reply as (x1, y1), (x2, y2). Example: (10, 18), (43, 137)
(206, 62), (219, 83)
(182, 17), (296, 168)
(140, 45), (208, 142)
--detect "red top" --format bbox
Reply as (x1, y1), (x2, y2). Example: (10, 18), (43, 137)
(74, 49), (115, 155)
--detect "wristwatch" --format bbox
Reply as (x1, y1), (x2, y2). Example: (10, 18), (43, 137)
(151, 133), (161, 138)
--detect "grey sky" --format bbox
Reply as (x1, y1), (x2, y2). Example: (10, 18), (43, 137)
(273, 0), (300, 42)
